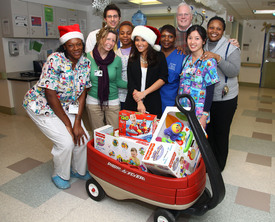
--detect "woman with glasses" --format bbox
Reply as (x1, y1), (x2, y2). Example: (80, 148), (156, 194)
(86, 3), (121, 52)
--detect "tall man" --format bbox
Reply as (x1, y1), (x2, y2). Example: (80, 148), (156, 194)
(175, 2), (193, 53)
(175, 2), (239, 53)
(85, 4), (121, 53)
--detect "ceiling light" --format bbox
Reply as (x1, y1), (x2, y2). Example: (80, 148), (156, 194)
(252, 10), (275, 14)
(128, 0), (163, 5)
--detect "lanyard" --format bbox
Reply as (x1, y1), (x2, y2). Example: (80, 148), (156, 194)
(224, 43), (231, 83)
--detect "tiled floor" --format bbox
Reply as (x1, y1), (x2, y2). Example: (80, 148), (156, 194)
(0, 85), (275, 222)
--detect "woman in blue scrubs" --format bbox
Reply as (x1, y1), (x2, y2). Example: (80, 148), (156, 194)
(159, 24), (185, 113)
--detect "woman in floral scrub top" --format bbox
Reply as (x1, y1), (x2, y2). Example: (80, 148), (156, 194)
(179, 25), (219, 129)
(23, 24), (92, 189)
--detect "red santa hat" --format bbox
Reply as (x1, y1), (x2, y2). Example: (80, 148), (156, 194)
(58, 24), (84, 45)
(131, 25), (161, 51)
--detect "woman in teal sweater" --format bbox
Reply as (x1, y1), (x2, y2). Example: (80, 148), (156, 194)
(86, 26), (127, 133)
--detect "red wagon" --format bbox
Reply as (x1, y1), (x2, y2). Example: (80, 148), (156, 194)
(86, 94), (225, 222)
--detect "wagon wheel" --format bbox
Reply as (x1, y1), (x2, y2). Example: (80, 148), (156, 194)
(154, 208), (176, 222)
(86, 178), (106, 201)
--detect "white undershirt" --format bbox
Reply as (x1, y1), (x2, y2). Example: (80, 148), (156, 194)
(140, 67), (147, 92)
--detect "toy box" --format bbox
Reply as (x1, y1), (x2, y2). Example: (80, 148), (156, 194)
(142, 106), (202, 178)
(94, 125), (149, 171)
(119, 110), (158, 142)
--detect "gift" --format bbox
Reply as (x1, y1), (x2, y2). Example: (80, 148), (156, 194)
(119, 110), (158, 142)
(94, 125), (149, 171)
(142, 106), (202, 178)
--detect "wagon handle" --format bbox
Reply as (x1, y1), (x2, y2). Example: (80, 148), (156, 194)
(175, 94), (225, 213)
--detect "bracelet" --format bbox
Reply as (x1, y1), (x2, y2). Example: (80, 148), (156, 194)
(202, 112), (209, 117)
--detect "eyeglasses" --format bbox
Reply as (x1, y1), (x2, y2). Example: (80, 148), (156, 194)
(177, 13), (190, 17)
(106, 15), (119, 19)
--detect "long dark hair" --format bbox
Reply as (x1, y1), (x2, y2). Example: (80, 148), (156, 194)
(56, 41), (86, 58)
(186, 25), (207, 44)
(129, 37), (158, 66)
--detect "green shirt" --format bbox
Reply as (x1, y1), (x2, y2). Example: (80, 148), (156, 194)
(87, 53), (127, 100)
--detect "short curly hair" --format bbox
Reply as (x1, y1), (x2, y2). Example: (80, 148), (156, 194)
(207, 16), (226, 31)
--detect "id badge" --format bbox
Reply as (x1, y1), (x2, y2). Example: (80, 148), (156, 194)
(69, 103), (79, 114)
(94, 70), (103, 77)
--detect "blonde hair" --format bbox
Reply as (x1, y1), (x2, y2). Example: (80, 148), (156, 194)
(96, 26), (118, 44)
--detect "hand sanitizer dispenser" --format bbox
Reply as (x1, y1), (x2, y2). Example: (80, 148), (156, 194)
(8, 41), (19, 56)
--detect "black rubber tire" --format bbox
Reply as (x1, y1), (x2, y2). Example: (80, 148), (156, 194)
(154, 208), (176, 222)
(86, 177), (106, 201)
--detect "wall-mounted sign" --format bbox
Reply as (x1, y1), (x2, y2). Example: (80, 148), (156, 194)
(227, 15), (234, 22)
(31, 16), (42, 27)
(44, 6), (53, 23)
(14, 15), (28, 27)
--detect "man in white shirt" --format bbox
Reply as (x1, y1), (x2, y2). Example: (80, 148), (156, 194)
(85, 3), (121, 53)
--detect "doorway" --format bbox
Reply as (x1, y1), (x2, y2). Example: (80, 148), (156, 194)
(146, 13), (176, 29)
(260, 26), (275, 88)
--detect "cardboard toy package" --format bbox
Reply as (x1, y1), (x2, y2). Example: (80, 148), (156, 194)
(142, 106), (202, 178)
(118, 110), (158, 142)
(94, 125), (149, 171)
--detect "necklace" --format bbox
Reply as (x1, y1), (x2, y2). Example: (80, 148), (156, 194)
(140, 56), (148, 64)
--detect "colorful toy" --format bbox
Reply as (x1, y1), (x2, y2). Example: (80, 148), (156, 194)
(155, 136), (174, 144)
(164, 122), (183, 141)
(109, 151), (115, 157)
(112, 139), (118, 147)
(139, 118), (151, 134)
(143, 106), (202, 178)
(139, 147), (145, 155)
(121, 142), (128, 150)
(96, 137), (105, 146)
(119, 110), (157, 142)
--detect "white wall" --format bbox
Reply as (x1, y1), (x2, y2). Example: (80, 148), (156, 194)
(86, 8), (105, 33)
(2, 38), (59, 73)
(22, 0), (88, 11)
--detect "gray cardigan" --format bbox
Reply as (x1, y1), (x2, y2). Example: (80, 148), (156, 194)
(204, 36), (241, 101)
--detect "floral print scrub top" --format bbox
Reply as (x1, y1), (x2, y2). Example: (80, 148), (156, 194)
(23, 52), (91, 116)
(178, 56), (219, 120)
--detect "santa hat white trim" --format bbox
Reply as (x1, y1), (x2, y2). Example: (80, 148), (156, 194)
(59, 31), (84, 45)
(131, 26), (161, 51)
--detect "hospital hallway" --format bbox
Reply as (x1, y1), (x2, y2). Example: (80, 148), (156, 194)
(0, 84), (275, 222)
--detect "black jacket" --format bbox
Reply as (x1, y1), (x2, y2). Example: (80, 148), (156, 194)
(124, 51), (168, 118)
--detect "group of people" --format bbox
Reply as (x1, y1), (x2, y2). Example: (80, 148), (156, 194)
(22, 2), (240, 189)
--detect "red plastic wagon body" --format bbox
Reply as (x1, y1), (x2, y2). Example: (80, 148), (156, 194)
(87, 139), (206, 210)
(86, 94), (225, 221)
